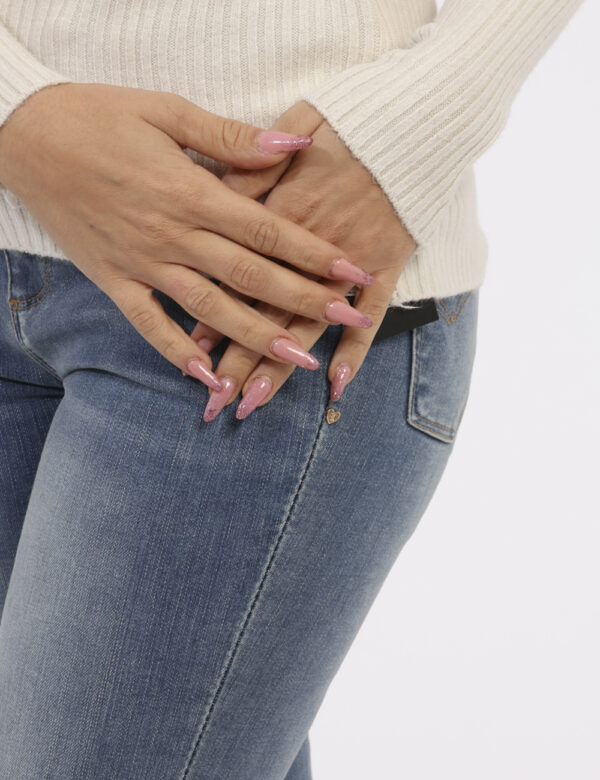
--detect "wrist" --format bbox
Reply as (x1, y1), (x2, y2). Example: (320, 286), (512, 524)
(0, 82), (73, 188)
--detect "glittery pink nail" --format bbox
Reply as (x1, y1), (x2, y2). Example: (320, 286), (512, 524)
(203, 376), (236, 422)
(329, 258), (374, 286)
(330, 363), (352, 401)
(186, 358), (223, 391)
(270, 337), (319, 370)
(324, 300), (373, 328)
(255, 131), (313, 154)
(236, 376), (273, 419)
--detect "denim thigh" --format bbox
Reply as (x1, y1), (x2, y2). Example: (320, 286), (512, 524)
(0, 249), (478, 779)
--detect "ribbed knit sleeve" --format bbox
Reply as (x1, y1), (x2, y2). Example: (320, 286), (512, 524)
(299, 0), (584, 247)
(0, 22), (73, 130)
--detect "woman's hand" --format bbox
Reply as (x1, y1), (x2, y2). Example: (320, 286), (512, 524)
(189, 101), (417, 419)
(0, 83), (374, 389)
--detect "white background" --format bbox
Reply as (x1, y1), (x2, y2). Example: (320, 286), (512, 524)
(312, 2), (599, 778)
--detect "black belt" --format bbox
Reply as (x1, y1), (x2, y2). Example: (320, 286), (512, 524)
(345, 294), (439, 343)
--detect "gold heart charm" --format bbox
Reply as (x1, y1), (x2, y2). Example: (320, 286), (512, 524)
(326, 408), (341, 424)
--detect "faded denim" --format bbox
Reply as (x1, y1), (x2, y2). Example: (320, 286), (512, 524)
(0, 249), (479, 779)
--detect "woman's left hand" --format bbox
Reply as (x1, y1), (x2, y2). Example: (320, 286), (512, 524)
(189, 100), (417, 420)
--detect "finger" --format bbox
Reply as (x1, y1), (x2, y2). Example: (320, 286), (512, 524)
(179, 171), (375, 289)
(188, 283), (253, 351)
(219, 99), (326, 198)
(326, 268), (400, 402)
(178, 227), (374, 329)
(203, 278), (357, 422)
(220, 157), (292, 199)
(140, 91), (314, 169)
(203, 300), (295, 417)
(143, 262), (322, 371)
(105, 276), (223, 391)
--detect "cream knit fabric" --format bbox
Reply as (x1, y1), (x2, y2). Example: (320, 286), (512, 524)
(0, 0), (583, 306)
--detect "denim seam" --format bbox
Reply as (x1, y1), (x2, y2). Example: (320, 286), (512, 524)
(3, 251), (62, 382)
(435, 291), (471, 325)
(8, 306), (63, 383)
(6, 255), (54, 310)
(407, 327), (455, 443)
(179, 407), (330, 779)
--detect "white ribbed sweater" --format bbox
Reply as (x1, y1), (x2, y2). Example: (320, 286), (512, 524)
(0, 0), (583, 306)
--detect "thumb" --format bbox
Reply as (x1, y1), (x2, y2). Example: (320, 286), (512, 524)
(220, 99), (326, 197)
(146, 92), (313, 169)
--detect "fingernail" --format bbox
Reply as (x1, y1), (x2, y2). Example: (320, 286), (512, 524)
(330, 362), (352, 401)
(203, 376), (236, 422)
(270, 337), (320, 370)
(324, 300), (373, 328)
(186, 358), (223, 391)
(255, 131), (313, 154)
(329, 258), (374, 286)
(236, 376), (272, 419)
(196, 336), (215, 353)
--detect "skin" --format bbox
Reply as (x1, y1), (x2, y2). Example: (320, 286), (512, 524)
(0, 83), (373, 382)
(191, 100), (417, 414)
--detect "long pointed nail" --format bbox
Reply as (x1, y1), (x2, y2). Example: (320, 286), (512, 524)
(255, 131), (313, 154)
(329, 258), (374, 286)
(236, 376), (272, 419)
(330, 363), (352, 401)
(324, 301), (373, 328)
(186, 358), (223, 391)
(203, 376), (236, 422)
(270, 337), (319, 370)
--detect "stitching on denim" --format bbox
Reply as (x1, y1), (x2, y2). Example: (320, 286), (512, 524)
(9, 306), (63, 383)
(8, 257), (53, 309)
(412, 412), (454, 434)
(435, 291), (471, 324)
(179, 408), (330, 780)
(407, 323), (455, 442)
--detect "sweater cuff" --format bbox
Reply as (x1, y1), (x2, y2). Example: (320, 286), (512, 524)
(0, 23), (73, 130)
(298, 0), (582, 247)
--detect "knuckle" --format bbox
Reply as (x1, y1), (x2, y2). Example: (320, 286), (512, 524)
(163, 93), (188, 129)
(219, 118), (246, 154)
(184, 285), (218, 318)
(255, 301), (291, 326)
(136, 212), (179, 245)
(229, 257), (266, 294)
(235, 320), (259, 348)
(129, 305), (161, 337)
(161, 337), (181, 365)
(243, 216), (280, 255)
(343, 339), (369, 358)
(359, 298), (389, 320)
(287, 192), (320, 225)
(294, 291), (317, 318)
(169, 178), (201, 214)
(231, 353), (259, 376)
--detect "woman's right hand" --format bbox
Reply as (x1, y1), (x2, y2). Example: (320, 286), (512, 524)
(0, 82), (373, 387)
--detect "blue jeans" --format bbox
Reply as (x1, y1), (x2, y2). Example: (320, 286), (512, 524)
(0, 249), (478, 779)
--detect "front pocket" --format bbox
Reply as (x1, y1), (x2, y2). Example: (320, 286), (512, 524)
(4, 249), (54, 310)
(406, 291), (478, 443)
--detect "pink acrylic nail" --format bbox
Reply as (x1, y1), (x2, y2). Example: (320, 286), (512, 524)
(330, 363), (352, 401)
(236, 376), (273, 420)
(203, 376), (236, 422)
(329, 258), (374, 286)
(186, 358), (223, 391)
(255, 131), (313, 154)
(196, 336), (215, 353)
(324, 300), (373, 328)
(270, 337), (319, 370)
